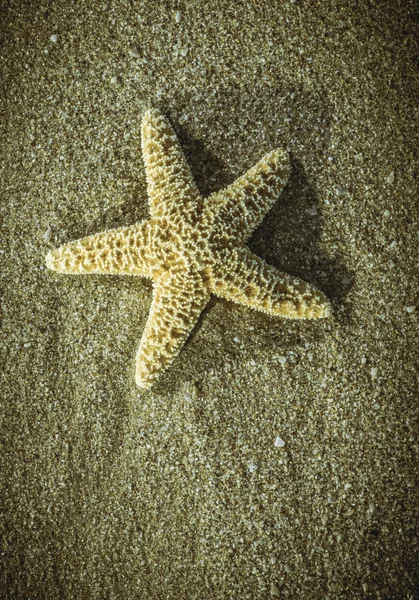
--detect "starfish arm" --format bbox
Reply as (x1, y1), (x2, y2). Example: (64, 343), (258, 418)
(205, 148), (290, 243)
(45, 220), (153, 276)
(210, 247), (331, 319)
(135, 272), (210, 389)
(141, 108), (203, 223)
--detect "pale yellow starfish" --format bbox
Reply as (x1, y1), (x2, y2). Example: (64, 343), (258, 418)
(46, 108), (331, 389)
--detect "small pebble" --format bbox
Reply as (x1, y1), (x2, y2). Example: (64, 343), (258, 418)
(128, 46), (141, 58)
(390, 240), (397, 248)
(180, 47), (189, 57)
(341, 275), (350, 285)
(307, 206), (317, 216)
(363, 582), (368, 593)
(335, 187), (348, 196)
(270, 583), (281, 597)
(110, 75), (120, 84)
(361, 357), (367, 364)
(327, 494), (337, 503)
(278, 356), (287, 365)
(23, 342), (31, 348)
(370, 367), (378, 378)
(389, 260), (395, 268)
(183, 392), (192, 401)
(175, 10), (181, 22)
(50, 34), (58, 43)
(344, 482), (352, 490)
(249, 462), (258, 473)
(233, 336), (239, 343)
(383, 209), (390, 217)
(274, 436), (285, 448)
(386, 171), (395, 184)
(406, 306), (415, 313)
(43, 227), (52, 242)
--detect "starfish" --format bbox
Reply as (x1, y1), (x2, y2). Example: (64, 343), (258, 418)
(46, 108), (331, 389)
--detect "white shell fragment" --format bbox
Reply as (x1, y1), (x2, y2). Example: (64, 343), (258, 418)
(175, 10), (181, 22)
(386, 171), (395, 184)
(249, 462), (258, 473)
(370, 367), (378, 378)
(406, 306), (415, 313)
(307, 206), (317, 216)
(274, 436), (285, 448)
(50, 34), (58, 43)
(23, 342), (32, 348)
(128, 46), (141, 58)
(43, 227), (52, 242)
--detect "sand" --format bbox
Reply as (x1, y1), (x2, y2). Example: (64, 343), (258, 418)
(1, 0), (418, 598)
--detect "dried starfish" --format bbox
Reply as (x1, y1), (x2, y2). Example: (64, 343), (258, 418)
(46, 108), (331, 388)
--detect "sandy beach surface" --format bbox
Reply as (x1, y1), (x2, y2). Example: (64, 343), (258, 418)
(1, 0), (418, 598)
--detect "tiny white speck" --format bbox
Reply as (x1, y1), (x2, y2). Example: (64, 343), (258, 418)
(363, 583), (368, 593)
(110, 75), (119, 84)
(406, 306), (415, 313)
(390, 240), (397, 248)
(307, 206), (317, 216)
(250, 359), (256, 366)
(386, 171), (395, 184)
(249, 462), (258, 473)
(23, 342), (32, 348)
(383, 209), (390, 217)
(361, 357), (367, 365)
(129, 46), (141, 58)
(50, 34), (58, 43)
(274, 436), (285, 448)
(328, 156), (334, 162)
(371, 367), (378, 378)
(180, 47), (189, 57)
(233, 336), (239, 343)
(344, 482), (352, 490)
(43, 227), (52, 242)
(175, 10), (181, 22)
(183, 392), (192, 401)
(278, 356), (287, 365)
(388, 260), (395, 268)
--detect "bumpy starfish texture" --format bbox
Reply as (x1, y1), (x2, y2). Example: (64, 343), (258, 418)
(46, 108), (331, 389)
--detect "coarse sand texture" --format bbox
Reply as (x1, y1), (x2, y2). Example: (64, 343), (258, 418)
(1, 1), (418, 599)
